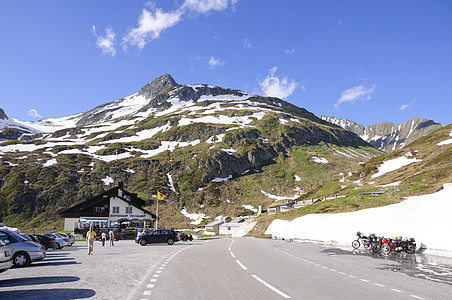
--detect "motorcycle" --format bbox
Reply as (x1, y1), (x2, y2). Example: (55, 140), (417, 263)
(352, 232), (372, 250)
(382, 237), (416, 254)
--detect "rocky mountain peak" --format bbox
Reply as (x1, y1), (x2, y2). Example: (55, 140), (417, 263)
(138, 74), (178, 99)
(321, 115), (443, 152)
(0, 108), (8, 120)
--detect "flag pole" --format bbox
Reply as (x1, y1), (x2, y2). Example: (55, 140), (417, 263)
(155, 190), (159, 229)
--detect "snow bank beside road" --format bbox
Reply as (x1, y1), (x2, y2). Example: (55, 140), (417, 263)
(265, 185), (452, 253)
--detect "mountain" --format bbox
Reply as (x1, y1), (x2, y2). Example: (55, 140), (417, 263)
(0, 74), (381, 231)
(0, 108), (41, 140)
(321, 116), (443, 153)
(352, 123), (452, 189)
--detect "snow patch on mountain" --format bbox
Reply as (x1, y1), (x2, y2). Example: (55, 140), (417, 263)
(437, 130), (452, 146)
(180, 208), (209, 225)
(371, 154), (422, 179)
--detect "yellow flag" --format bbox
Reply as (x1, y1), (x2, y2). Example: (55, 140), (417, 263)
(158, 192), (165, 200)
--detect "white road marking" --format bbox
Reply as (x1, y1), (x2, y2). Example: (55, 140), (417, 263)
(360, 279), (369, 283)
(150, 278), (157, 282)
(410, 295), (425, 299)
(391, 288), (404, 293)
(329, 269), (336, 272)
(156, 270), (162, 274)
(147, 284), (154, 288)
(252, 275), (291, 299)
(338, 272), (346, 275)
(348, 275), (357, 278)
(235, 259), (248, 270)
(374, 283), (385, 287)
(143, 290), (152, 296)
(153, 274), (160, 278)
(230, 251), (236, 258)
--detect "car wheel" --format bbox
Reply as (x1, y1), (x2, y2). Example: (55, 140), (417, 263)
(167, 238), (174, 245)
(139, 239), (147, 246)
(13, 252), (31, 267)
(55, 242), (61, 249)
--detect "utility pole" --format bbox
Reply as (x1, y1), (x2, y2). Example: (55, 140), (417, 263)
(155, 190), (159, 230)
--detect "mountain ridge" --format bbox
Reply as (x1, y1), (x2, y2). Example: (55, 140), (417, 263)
(321, 115), (443, 152)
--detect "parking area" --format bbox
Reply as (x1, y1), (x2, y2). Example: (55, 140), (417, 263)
(0, 240), (189, 299)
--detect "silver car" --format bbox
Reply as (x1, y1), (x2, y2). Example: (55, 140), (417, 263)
(0, 239), (12, 273)
(0, 229), (46, 267)
(44, 233), (69, 249)
(57, 233), (75, 246)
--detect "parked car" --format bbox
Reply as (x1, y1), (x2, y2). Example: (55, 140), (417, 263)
(43, 233), (69, 249)
(0, 229), (45, 267)
(19, 234), (42, 246)
(0, 239), (12, 273)
(135, 229), (179, 246)
(95, 232), (121, 241)
(57, 233), (75, 246)
(32, 234), (56, 250)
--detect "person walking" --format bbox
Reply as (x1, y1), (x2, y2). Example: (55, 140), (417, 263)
(109, 229), (115, 246)
(86, 227), (96, 255)
(101, 231), (107, 247)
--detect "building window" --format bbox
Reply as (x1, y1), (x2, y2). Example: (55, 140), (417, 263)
(94, 207), (105, 213)
(126, 207), (132, 214)
(113, 207), (119, 213)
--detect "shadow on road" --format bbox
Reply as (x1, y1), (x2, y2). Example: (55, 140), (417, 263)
(0, 276), (79, 287)
(0, 288), (95, 300)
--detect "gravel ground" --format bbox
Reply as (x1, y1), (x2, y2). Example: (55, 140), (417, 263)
(0, 239), (188, 300)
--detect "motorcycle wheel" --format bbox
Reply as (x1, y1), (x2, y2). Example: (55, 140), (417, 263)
(352, 240), (360, 249)
(364, 242), (372, 250)
(382, 245), (391, 255)
(405, 244), (415, 254)
(372, 244), (381, 253)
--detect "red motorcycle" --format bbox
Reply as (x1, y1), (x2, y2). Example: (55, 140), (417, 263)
(381, 237), (416, 254)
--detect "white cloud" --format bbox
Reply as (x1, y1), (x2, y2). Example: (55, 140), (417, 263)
(285, 47), (295, 54)
(92, 26), (116, 56)
(399, 98), (415, 111)
(182, 0), (238, 14)
(243, 36), (252, 48)
(334, 84), (376, 108)
(96, 1), (238, 54)
(259, 67), (300, 99)
(122, 8), (182, 50)
(28, 109), (42, 119)
(208, 56), (225, 68)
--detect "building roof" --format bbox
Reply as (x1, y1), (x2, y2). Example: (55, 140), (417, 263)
(59, 183), (156, 219)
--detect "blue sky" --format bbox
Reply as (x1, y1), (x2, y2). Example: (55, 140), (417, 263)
(1, 0), (451, 126)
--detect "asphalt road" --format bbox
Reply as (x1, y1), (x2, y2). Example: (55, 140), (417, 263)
(131, 237), (452, 300)
(1, 237), (451, 299)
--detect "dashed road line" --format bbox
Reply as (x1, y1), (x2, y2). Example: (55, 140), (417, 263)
(374, 283), (385, 287)
(410, 295), (425, 299)
(235, 259), (248, 270)
(230, 251), (236, 258)
(252, 275), (292, 299)
(391, 288), (404, 293)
